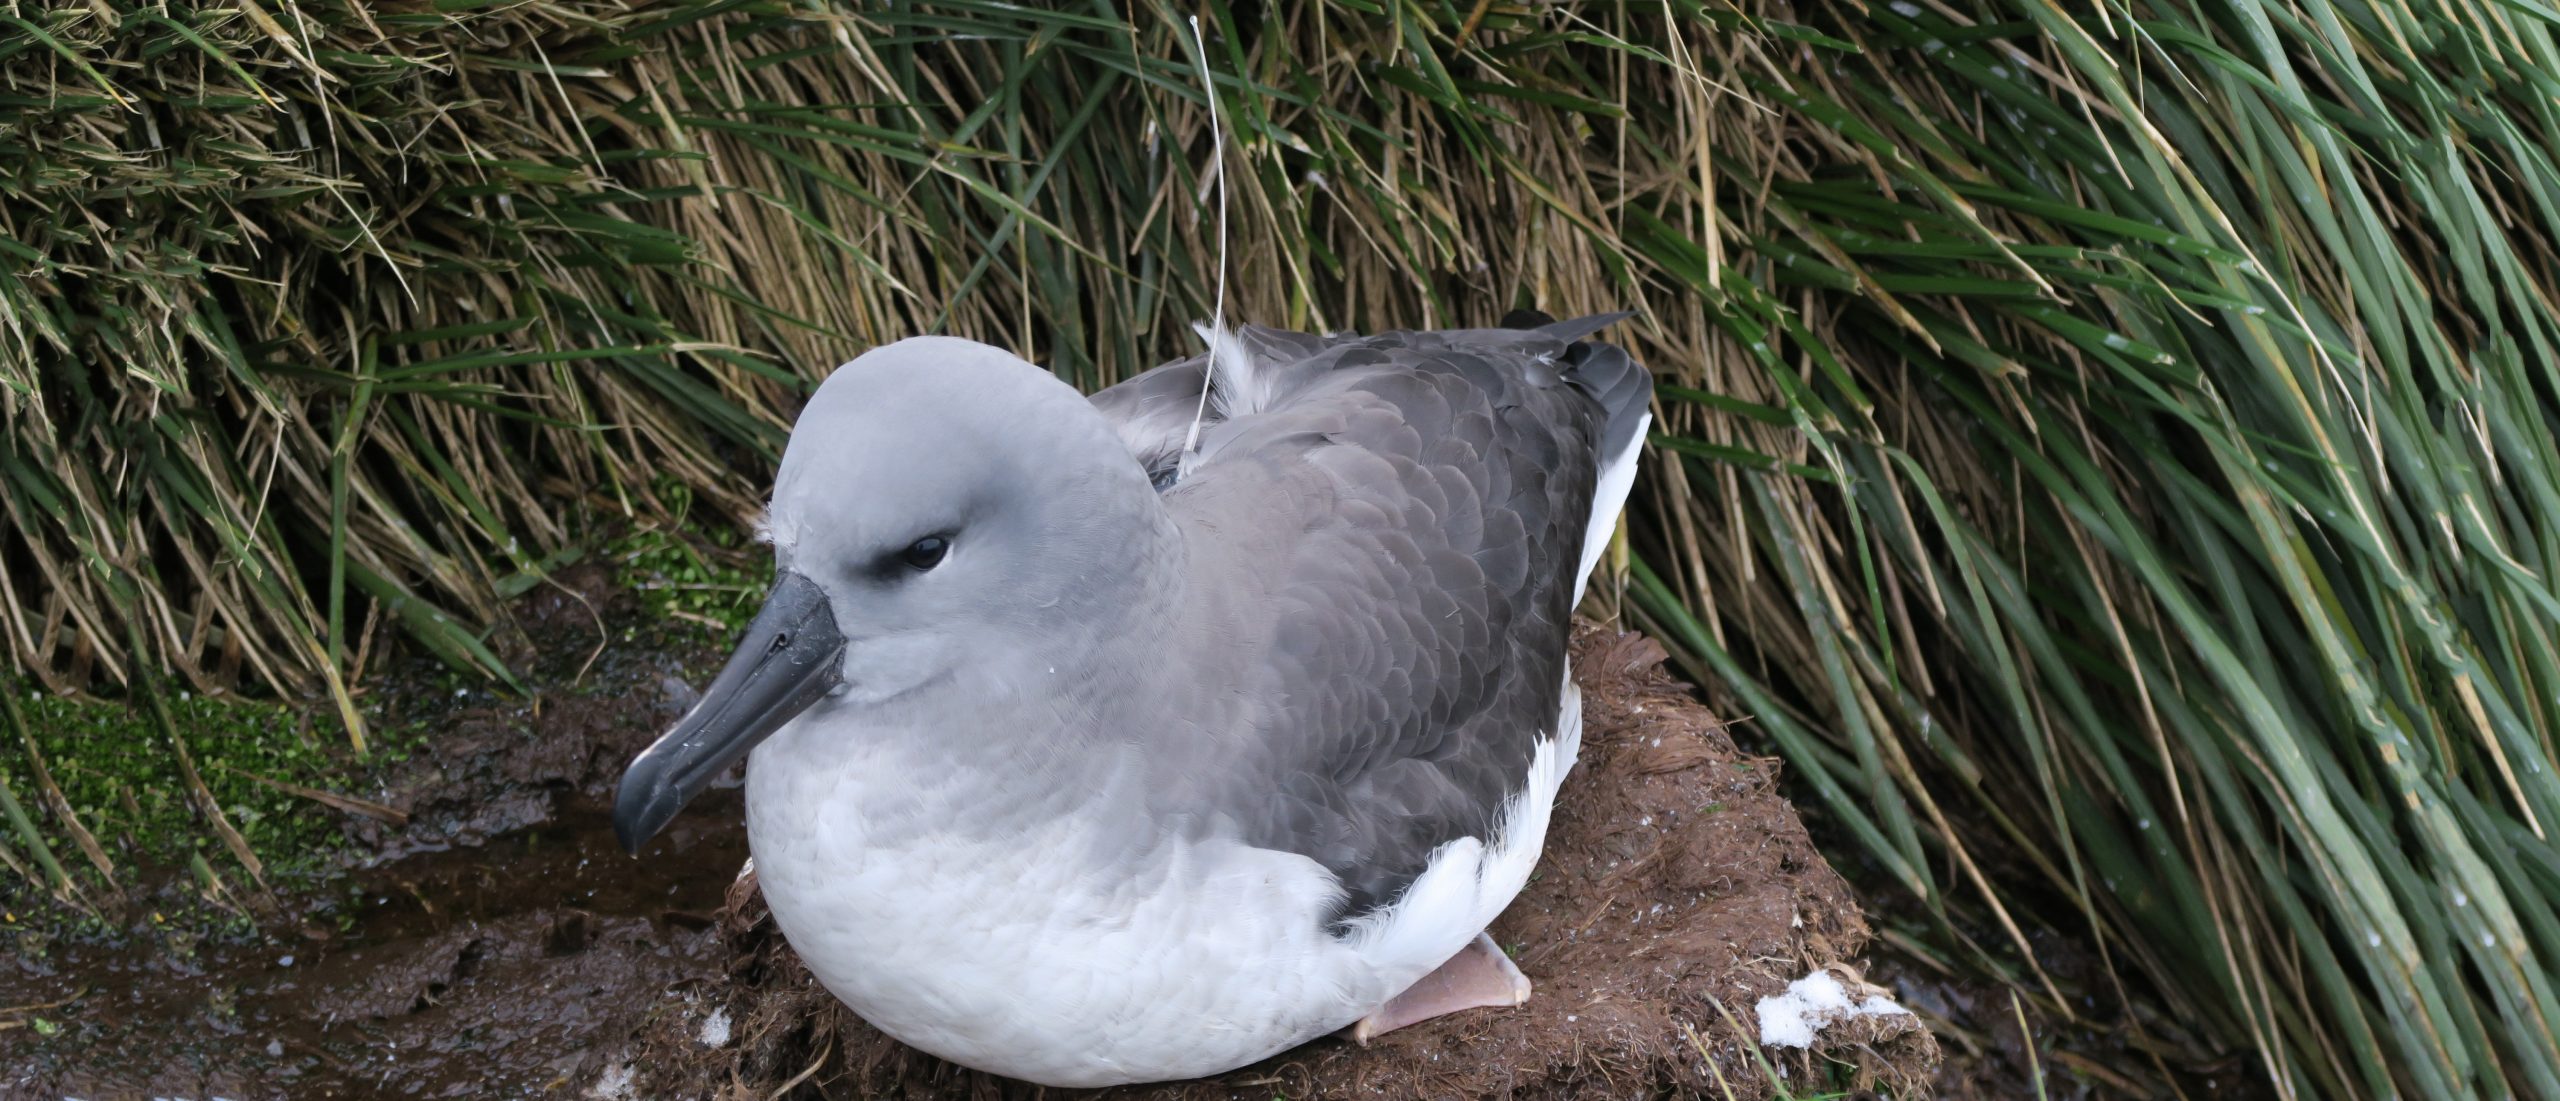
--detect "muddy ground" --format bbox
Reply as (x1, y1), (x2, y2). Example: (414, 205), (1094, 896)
(2, 572), (1942, 1099)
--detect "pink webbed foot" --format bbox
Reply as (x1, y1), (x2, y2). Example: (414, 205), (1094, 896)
(1348, 932), (1532, 1045)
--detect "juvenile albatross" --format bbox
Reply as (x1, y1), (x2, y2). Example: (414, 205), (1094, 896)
(613, 312), (1653, 1088)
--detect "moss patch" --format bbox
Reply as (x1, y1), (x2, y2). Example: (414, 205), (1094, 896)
(608, 481), (773, 638)
(0, 691), (429, 923)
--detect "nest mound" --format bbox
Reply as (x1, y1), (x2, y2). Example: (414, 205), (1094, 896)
(629, 626), (1938, 1099)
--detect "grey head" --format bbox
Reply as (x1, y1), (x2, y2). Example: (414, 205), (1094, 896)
(612, 336), (1174, 851)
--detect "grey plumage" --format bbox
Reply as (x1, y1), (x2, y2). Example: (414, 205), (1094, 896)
(1091, 313), (1652, 926)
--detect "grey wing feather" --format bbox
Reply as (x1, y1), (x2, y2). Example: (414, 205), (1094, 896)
(1086, 324), (1369, 489)
(1155, 314), (1651, 928)
(1085, 357), (1208, 489)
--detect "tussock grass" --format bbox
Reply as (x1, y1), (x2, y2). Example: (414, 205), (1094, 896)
(6, 2), (2557, 1096)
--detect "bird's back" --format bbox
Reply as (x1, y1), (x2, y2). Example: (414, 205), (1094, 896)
(1095, 314), (1653, 927)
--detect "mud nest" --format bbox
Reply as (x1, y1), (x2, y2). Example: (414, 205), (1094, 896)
(624, 626), (1938, 1099)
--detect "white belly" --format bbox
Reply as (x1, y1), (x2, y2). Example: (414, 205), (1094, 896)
(743, 677), (1581, 1088)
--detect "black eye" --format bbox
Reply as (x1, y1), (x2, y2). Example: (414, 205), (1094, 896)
(898, 535), (949, 571)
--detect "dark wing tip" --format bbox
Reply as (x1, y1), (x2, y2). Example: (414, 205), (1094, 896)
(1570, 343), (1654, 456)
(1501, 308), (1639, 346)
(1496, 308), (1651, 451)
(1551, 315), (1653, 459)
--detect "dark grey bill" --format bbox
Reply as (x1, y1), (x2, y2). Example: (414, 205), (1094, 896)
(613, 570), (845, 853)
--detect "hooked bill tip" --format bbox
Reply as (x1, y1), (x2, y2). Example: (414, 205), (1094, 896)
(611, 766), (676, 856)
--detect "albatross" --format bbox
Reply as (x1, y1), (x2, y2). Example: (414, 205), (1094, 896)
(612, 311), (1653, 1088)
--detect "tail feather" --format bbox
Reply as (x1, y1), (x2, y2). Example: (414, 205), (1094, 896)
(1503, 309), (1654, 605)
(1510, 310), (1653, 465)
(1567, 340), (1653, 465)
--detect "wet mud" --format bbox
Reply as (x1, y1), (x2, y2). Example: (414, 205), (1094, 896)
(4, 794), (742, 1100)
(2, 568), (749, 1100)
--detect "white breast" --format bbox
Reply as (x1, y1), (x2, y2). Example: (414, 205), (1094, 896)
(743, 671), (1581, 1089)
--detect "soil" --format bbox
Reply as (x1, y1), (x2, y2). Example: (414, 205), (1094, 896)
(0, 573), (1939, 1100)
(0, 568), (738, 1100)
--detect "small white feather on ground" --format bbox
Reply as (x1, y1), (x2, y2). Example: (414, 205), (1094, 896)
(1756, 969), (1916, 1049)
(584, 1062), (637, 1100)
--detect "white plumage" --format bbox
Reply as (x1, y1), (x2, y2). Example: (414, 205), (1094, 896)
(746, 679), (1583, 1087)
